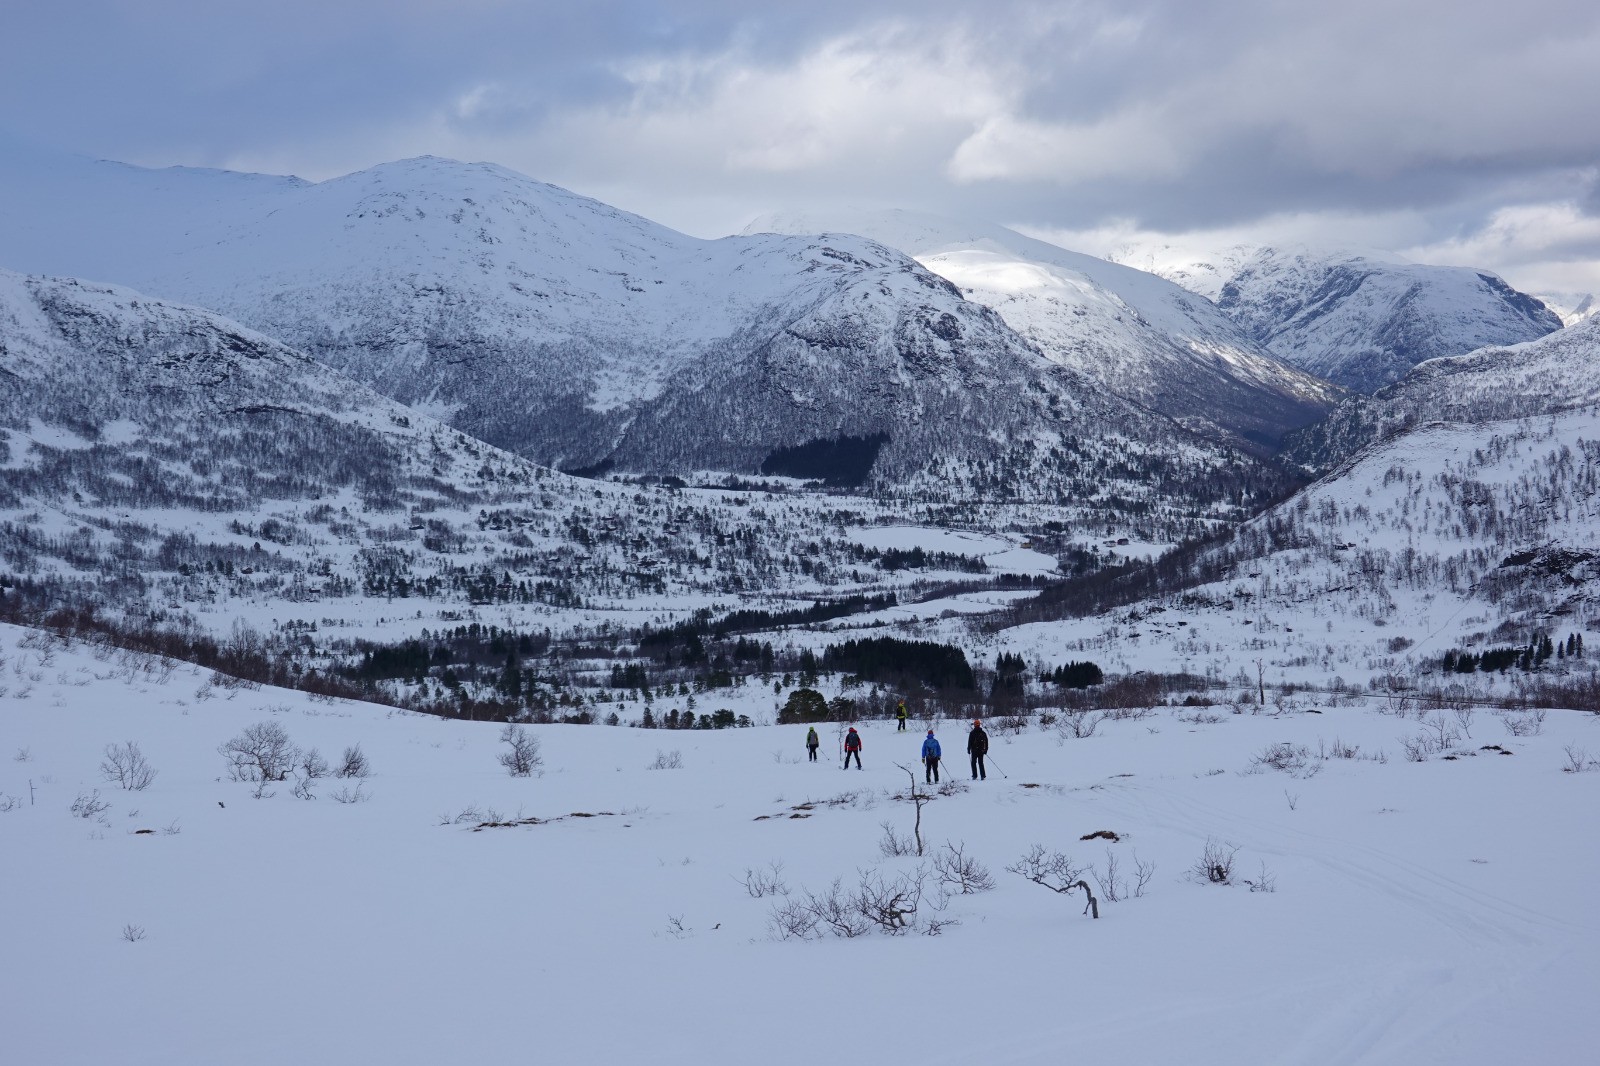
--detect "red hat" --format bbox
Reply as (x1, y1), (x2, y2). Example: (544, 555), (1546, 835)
(927, 729), (935, 735)
(973, 719), (982, 726)
(848, 726), (857, 732)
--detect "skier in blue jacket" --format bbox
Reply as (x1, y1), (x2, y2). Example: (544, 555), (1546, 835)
(921, 730), (942, 783)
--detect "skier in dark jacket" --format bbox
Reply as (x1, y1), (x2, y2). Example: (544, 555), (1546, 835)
(806, 726), (820, 762)
(921, 730), (942, 783)
(967, 719), (989, 780)
(896, 700), (909, 731)
(843, 726), (862, 770)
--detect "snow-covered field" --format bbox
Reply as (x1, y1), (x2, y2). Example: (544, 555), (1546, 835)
(3, 622), (1596, 1065)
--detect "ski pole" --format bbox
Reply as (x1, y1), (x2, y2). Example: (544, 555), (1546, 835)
(985, 754), (1007, 779)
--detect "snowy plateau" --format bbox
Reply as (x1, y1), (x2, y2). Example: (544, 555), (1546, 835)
(1, 144), (1598, 1066)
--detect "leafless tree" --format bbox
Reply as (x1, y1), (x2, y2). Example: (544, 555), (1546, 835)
(219, 721), (300, 798)
(100, 741), (158, 791)
(1190, 838), (1239, 885)
(335, 744), (370, 779)
(498, 724), (542, 777)
(933, 840), (995, 894)
(1008, 844), (1100, 918)
(71, 789), (112, 819)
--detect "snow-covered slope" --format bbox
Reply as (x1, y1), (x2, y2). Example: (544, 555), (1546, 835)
(3, 270), (1069, 637)
(1127, 245), (1561, 393)
(4, 622), (1598, 1066)
(0, 149), (1267, 504)
(746, 209), (1341, 452)
(1285, 313), (1600, 473)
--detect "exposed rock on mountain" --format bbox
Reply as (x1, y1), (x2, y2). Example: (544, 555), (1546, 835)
(746, 208), (1341, 453)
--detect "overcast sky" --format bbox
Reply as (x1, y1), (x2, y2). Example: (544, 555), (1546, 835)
(4, 0), (1598, 297)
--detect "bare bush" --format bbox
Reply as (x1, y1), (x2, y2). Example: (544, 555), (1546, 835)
(0, 794), (21, 813)
(331, 784), (372, 804)
(1131, 851), (1156, 898)
(648, 749), (684, 770)
(121, 924), (146, 943)
(71, 789), (111, 819)
(1244, 861), (1277, 893)
(1252, 742), (1310, 773)
(220, 721), (300, 797)
(1498, 709), (1546, 737)
(878, 820), (917, 858)
(100, 741), (158, 791)
(1190, 838), (1238, 885)
(933, 841), (995, 894)
(298, 748), (330, 780)
(1562, 744), (1596, 773)
(738, 860), (789, 898)
(854, 868), (926, 934)
(1008, 844), (1099, 918)
(1093, 847), (1125, 902)
(1323, 737), (1362, 759)
(1056, 710), (1104, 740)
(14, 746), (31, 762)
(498, 725), (543, 777)
(805, 878), (873, 938)
(291, 775), (316, 801)
(335, 744), (370, 779)
(1453, 707), (1476, 739)
(769, 869), (931, 940)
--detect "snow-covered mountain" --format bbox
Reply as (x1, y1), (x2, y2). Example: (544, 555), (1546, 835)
(0, 149), (1272, 505)
(745, 209), (1341, 453)
(1534, 291), (1597, 327)
(1116, 245), (1561, 393)
(1284, 313), (1600, 474)
(1002, 313), (1600, 690)
(0, 270), (1015, 634)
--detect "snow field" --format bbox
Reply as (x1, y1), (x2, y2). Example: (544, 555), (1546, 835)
(1, 622), (1597, 1065)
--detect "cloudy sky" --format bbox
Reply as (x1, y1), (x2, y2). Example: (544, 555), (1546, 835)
(4, 0), (1598, 298)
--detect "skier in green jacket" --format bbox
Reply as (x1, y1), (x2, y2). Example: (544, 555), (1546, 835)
(805, 726), (820, 762)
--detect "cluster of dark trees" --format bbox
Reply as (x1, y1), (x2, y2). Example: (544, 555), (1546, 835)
(1442, 633), (1583, 674)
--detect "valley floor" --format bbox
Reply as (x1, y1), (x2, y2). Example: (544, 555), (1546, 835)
(1, 622), (1596, 1065)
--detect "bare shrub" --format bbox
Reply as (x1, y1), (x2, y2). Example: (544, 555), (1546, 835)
(1453, 707), (1476, 739)
(1562, 744), (1596, 773)
(1252, 742), (1310, 773)
(1420, 713), (1461, 752)
(878, 820), (917, 858)
(0, 794), (21, 813)
(220, 721), (300, 797)
(331, 784), (372, 804)
(1498, 709), (1546, 737)
(1244, 861), (1277, 893)
(121, 924), (146, 943)
(1008, 844), (1099, 918)
(100, 741), (158, 791)
(1323, 737), (1362, 759)
(648, 749), (684, 770)
(335, 744), (370, 779)
(769, 869), (931, 940)
(933, 841), (995, 894)
(1131, 851), (1156, 898)
(298, 747), (330, 780)
(805, 878), (873, 938)
(1190, 838), (1238, 885)
(498, 725), (542, 777)
(1399, 733), (1430, 762)
(1056, 710), (1104, 740)
(768, 896), (822, 940)
(1093, 847), (1125, 902)
(854, 867), (926, 934)
(13, 746), (31, 762)
(71, 789), (111, 819)
(738, 860), (789, 898)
